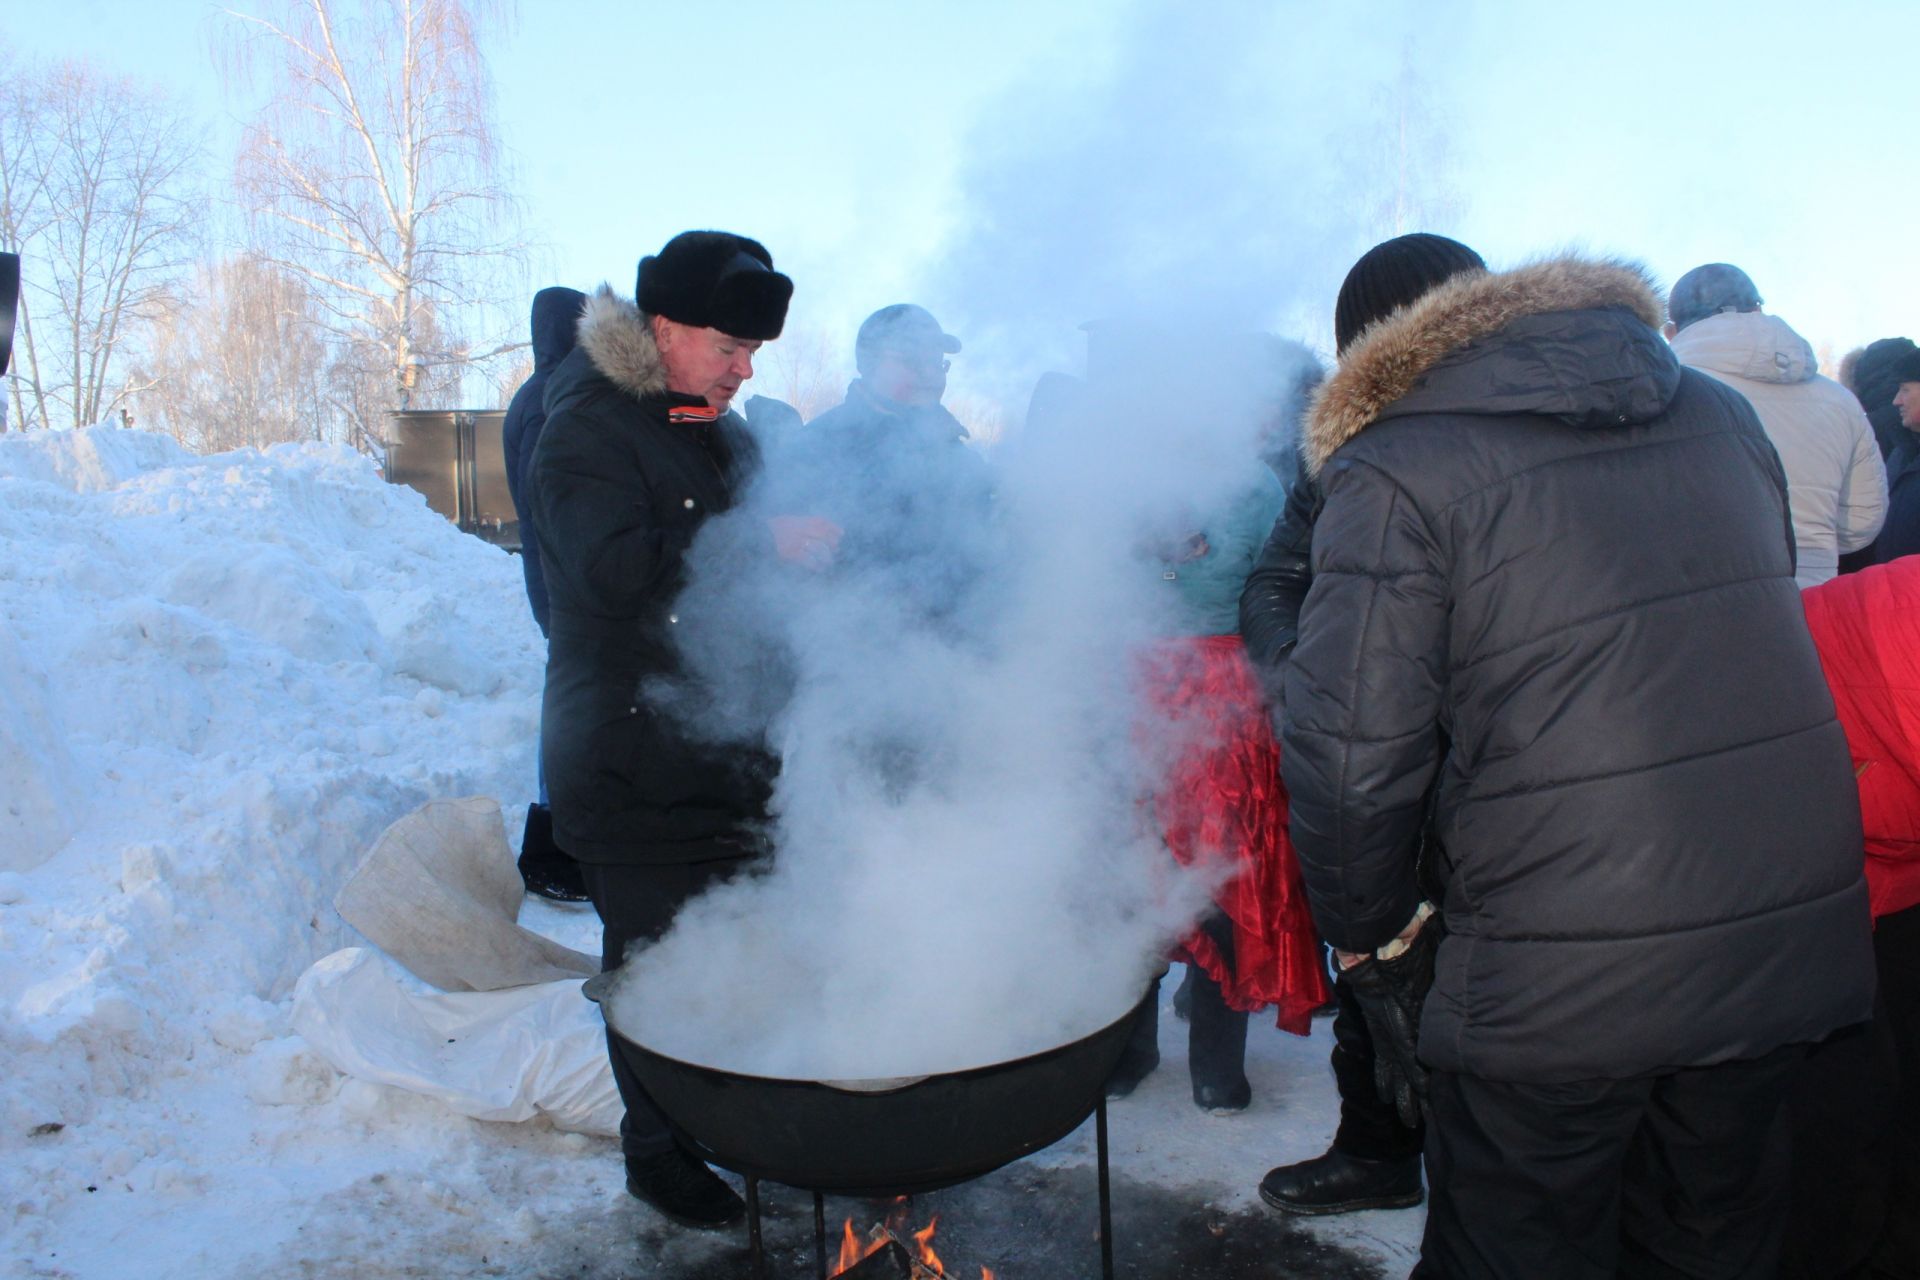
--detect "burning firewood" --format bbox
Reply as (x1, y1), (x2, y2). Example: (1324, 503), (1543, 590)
(833, 1239), (914, 1280)
(831, 1214), (953, 1279)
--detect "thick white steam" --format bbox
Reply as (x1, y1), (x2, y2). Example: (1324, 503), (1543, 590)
(605, 327), (1317, 1080)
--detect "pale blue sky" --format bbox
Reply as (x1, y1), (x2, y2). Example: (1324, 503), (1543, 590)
(13, 0), (1920, 413)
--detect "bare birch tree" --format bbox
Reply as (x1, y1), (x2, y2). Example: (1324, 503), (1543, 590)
(760, 323), (849, 423)
(137, 254), (336, 451)
(223, 0), (524, 452)
(1353, 47), (1464, 241)
(0, 55), (199, 431)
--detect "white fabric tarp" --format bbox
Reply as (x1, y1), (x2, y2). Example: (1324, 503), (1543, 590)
(289, 795), (614, 1134)
(333, 796), (597, 991)
(292, 946), (619, 1136)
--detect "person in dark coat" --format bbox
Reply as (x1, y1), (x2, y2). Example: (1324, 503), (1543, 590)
(1850, 337), (1917, 463)
(770, 304), (994, 608)
(1860, 339), (1920, 566)
(502, 285), (589, 902)
(505, 286), (588, 634)
(1241, 237), (1489, 1219)
(528, 230), (813, 1230)
(1285, 238), (1877, 1278)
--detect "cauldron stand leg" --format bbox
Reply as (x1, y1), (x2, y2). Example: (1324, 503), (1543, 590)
(813, 1191), (827, 1280)
(1096, 1095), (1114, 1280)
(746, 1176), (766, 1280)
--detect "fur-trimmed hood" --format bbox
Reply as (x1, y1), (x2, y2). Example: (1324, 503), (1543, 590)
(576, 285), (668, 399)
(1304, 256), (1669, 475)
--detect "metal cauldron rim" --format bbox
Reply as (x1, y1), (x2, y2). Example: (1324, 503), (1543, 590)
(587, 970), (1150, 1094)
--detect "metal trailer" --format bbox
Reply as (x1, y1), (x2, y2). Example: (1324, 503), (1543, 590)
(383, 409), (519, 550)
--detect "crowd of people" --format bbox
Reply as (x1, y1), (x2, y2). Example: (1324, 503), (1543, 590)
(497, 228), (1919, 1279)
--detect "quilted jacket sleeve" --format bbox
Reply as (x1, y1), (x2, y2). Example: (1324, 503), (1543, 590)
(1238, 470), (1322, 686)
(529, 405), (670, 616)
(1280, 456), (1449, 953)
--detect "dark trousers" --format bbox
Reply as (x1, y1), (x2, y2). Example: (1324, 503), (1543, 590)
(1873, 903), (1920, 1278)
(1187, 911), (1249, 1091)
(1120, 913), (1249, 1087)
(1414, 1045), (1803, 1280)
(1784, 901), (1920, 1280)
(1330, 972), (1425, 1162)
(580, 857), (750, 1165)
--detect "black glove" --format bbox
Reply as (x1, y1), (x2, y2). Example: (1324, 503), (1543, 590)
(1340, 913), (1444, 1129)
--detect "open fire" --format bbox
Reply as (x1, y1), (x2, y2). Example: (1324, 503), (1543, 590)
(830, 1208), (993, 1279)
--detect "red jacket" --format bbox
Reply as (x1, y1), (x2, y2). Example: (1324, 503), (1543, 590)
(1802, 560), (1920, 918)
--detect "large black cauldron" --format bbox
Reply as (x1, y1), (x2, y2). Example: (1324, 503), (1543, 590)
(600, 986), (1149, 1198)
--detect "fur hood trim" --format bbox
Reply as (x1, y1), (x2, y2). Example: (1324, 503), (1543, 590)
(1304, 256), (1666, 475)
(577, 285), (667, 399)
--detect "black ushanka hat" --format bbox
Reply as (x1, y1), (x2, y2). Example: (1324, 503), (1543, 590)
(637, 231), (793, 340)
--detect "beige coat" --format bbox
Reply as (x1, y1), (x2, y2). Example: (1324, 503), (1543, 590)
(1671, 311), (1885, 586)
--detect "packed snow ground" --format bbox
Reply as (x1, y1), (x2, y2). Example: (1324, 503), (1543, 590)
(0, 427), (1420, 1277)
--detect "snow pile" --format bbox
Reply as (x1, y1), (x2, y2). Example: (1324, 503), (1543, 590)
(0, 426), (548, 1273)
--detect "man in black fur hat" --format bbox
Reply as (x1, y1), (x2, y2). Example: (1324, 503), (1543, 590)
(528, 230), (829, 1229)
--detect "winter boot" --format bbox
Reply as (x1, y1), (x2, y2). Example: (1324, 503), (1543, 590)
(625, 1147), (745, 1228)
(518, 803), (589, 903)
(1172, 964), (1196, 1022)
(1258, 1147), (1423, 1216)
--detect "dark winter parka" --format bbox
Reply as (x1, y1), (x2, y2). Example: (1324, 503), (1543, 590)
(528, 287), (774, 864)
(504, 286), (587, 637)
(786, 381), (993, 556)
(768, 381), (997, 621)
(1869, 440), (1920, 565)
(1283, 256), (1876, 1084)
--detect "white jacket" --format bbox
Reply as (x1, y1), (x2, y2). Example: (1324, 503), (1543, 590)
(1672, 311), (1886, 586)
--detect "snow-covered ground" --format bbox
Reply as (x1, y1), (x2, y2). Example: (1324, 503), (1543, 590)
(1, 427), (1421, 1278)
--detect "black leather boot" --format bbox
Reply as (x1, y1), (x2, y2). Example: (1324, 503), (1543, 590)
(625, 1147), (745, 1228)
(519, 803), (590, 903)
(1258, 1147), (1423, 1216)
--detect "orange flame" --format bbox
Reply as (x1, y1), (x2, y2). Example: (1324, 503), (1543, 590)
(831, 1211), (958, 1277)
(912, 1214), (944, 1274)
(835, 1218), (880, 1274)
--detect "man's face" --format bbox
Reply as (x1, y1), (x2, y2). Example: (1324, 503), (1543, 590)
(868, 346), (949, 408)
(655, 317), (761, 411)
(1898, 382), (1920, 431)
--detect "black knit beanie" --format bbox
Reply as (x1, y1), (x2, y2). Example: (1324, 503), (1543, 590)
(636, 231), (793, 340)
(1334, 233), (1487, 354)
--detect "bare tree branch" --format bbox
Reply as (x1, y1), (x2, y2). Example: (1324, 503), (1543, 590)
(0, 54), (201, 431)
(223, 0), (525, 450)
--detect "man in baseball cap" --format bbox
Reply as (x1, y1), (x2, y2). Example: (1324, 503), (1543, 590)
(767, 302), (991, 607)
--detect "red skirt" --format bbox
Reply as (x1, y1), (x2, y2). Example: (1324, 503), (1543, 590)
(1144, 634), (1330, 1035)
